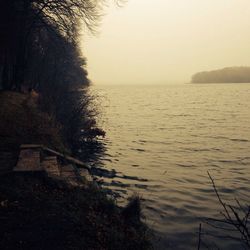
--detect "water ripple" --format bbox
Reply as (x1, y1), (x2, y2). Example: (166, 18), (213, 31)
(92, 84), (250, 250)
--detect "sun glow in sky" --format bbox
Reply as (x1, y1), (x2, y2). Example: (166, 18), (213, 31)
(82, 0), (250, 85)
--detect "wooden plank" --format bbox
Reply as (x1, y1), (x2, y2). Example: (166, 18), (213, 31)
(42, 147), (90, 170)
(60, 164), (88, 187)
(20, 144), (42, 149)
(20, 145), (90, 170)
(60, 165), (77, 178)
(15, 146), (91, 188)
(14, 149), (42, 171)
(41, 156), (60, 177)
(61, 165), (75, 172)
(60, 171), (76, 178)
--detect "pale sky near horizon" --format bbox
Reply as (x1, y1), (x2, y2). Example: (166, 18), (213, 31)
(81, 0), (250, 85)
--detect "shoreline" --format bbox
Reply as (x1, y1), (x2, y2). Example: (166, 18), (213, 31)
(0, 91), (153, 250)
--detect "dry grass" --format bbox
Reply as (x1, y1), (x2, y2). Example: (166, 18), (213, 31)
(0, 172), (153, 250)
(0, 91), (67, 152)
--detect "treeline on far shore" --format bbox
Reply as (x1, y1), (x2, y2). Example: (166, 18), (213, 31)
(191, 66), (250, 83)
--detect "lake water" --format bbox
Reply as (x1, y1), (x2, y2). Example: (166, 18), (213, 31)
(91, 84), (250, 250)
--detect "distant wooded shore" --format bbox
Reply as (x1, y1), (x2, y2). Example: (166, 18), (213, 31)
(191, 67), (250, 83)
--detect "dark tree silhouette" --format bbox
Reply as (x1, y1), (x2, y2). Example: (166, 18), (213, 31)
(0, 0), (123, 150)
(0, 0), (123, 90)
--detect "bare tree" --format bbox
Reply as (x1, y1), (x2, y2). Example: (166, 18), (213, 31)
(0, 0), (124, 90)
(201, 172), (250, 249)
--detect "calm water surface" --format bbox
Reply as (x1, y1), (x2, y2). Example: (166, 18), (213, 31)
(91, 84), (250, 249)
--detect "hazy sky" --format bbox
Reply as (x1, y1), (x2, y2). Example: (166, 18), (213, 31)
(81, 0), (250, 85)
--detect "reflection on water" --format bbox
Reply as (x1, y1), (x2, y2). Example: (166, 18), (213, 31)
(90, 83), (250, 249)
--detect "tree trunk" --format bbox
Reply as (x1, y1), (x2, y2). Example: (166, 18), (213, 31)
(1, 55), (11, 90)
